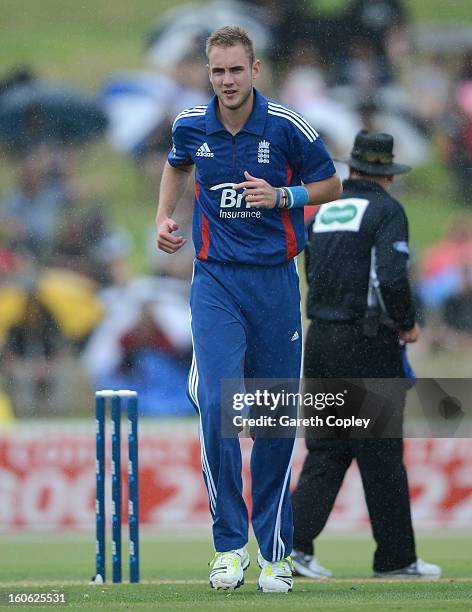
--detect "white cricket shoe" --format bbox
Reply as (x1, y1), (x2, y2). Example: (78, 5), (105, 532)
(209, 547), (250, 590)
(257, 550), (293, 593)
(291, 549), (333, 578)
(374, 558), (442, 579)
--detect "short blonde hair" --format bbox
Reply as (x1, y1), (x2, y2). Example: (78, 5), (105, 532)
(206, 26), (256, 66)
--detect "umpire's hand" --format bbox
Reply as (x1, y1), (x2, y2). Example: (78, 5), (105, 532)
(399, 324), (420, 343)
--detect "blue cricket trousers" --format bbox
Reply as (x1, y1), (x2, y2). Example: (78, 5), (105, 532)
(188, 259), (302, 561)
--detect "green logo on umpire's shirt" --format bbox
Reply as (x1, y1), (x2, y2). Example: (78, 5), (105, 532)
(321, 204), (357, 224)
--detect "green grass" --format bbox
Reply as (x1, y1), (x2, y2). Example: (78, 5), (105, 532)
(407, 0), (472, 24)
(0, 0), (195, 89)
(1, 582), (471, 611)
(0, 534), (471, 611)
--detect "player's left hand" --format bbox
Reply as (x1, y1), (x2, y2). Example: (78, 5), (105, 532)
(233, 171), (277, 208)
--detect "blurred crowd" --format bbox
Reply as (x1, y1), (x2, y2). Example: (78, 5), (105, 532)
(1, 0), (472, 419)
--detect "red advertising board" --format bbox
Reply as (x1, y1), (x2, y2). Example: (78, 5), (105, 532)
(0, 424), (471, 531)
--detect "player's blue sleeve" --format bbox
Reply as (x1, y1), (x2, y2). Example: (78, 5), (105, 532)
(290, 120), (336, 184)
(167, 124), (194, 168)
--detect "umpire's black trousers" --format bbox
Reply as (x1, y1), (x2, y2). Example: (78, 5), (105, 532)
(292, 321), (417, 572)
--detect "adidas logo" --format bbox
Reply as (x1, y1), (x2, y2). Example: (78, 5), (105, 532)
(196, 142), (214, 157)
(291, 331), (299, 342)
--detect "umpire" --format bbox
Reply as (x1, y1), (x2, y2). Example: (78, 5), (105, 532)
(291, 130), (441, 579)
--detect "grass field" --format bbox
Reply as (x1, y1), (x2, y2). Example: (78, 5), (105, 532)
(0, 533), (471, 611)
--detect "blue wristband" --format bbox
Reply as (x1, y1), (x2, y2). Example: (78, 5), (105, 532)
(285, 186), (309, 209)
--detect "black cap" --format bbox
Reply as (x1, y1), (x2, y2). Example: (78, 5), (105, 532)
(337, 130), (411, 176)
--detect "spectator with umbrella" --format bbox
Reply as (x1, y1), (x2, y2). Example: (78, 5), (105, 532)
(0, 78), (107, 154)
(0, 71), (109, 263)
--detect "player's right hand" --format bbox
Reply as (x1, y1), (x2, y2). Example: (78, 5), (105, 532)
(156, 218), (187, 253)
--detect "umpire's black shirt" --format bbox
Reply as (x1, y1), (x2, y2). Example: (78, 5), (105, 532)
(305, 179), (415, 331)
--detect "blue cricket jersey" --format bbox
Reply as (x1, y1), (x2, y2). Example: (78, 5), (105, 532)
(168, 88), (335, 265)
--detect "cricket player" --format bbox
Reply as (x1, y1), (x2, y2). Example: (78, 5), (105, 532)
(156, 26), (341, 592)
